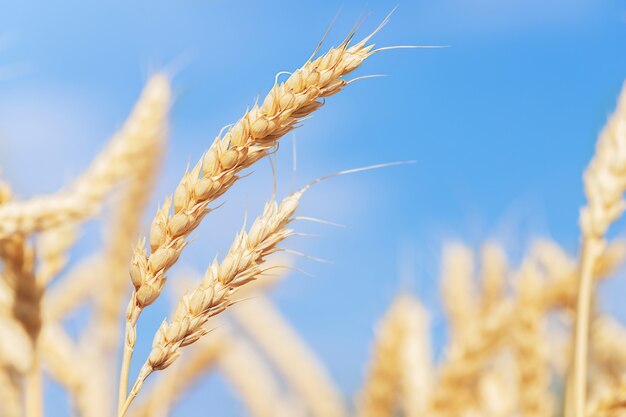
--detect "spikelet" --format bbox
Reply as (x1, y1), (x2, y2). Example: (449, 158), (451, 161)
(231, 293), (347, 417)
(0, 74), (170, 239)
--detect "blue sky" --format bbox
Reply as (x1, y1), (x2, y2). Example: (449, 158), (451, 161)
(0, 0), (625, 415)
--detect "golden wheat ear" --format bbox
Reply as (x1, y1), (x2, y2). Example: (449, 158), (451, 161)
(572, 81), (626, 417)
(117, 18), (416, 411)
(357, 293), (430, 417)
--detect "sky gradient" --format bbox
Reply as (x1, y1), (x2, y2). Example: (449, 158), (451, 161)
(0, 0), (625, 415)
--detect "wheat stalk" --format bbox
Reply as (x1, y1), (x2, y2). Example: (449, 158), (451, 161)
(572, 82), (626, 417)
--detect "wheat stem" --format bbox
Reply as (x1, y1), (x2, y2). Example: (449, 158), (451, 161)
(24, 357), (43, 417)
(572, 83), (626, 417)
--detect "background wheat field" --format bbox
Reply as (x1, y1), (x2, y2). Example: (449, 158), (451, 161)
(0, 1), (626, 416)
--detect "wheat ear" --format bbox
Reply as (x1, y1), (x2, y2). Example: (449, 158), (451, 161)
(428, 301), (513, 417)
(118, 27), (386, 411)
(231, 292), (348, 417)
(514, 261), (553, 417)
(130, 336), (224, 417)
(480, 242), (507, 314)
(398, 295), (432, 417)
(572, 82), (626, 417)
(357, 294), (420, 417)
(0, 73), (170, 239)
(119, 184), (309, 416)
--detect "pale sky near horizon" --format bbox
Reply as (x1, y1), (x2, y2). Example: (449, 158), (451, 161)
(0, 0), (625, 415)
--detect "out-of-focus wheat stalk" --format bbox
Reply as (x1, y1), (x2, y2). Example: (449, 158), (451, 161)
(217, 333), (305, 417)
(573, 82), (626, 417)
(0, 75), (170, 239)
(231, 292), (348, 417)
